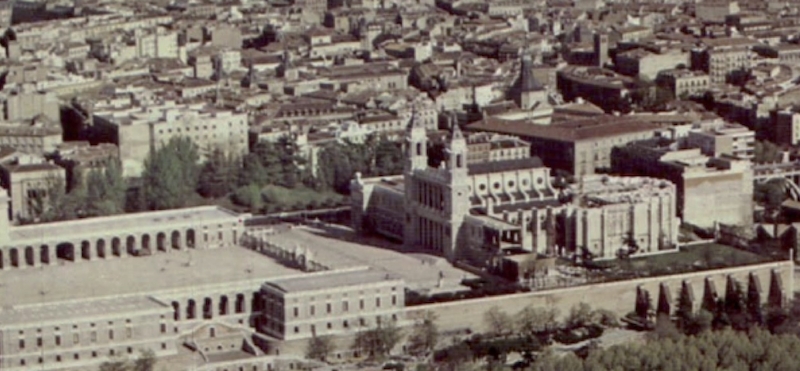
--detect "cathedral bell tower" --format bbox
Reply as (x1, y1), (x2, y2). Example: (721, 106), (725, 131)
(444, 122), (470, 260)
(404, 107), (428, 173)
(404, 106), (428, 250)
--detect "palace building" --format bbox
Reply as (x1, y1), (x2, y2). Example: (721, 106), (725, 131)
(351, 113), (681, 270)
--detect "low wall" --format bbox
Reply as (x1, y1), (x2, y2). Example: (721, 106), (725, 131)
(406, 261), (795, 334)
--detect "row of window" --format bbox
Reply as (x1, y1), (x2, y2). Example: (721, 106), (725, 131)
(17, 344), (167, 367)
(267, 314), (400, 335)
(285, 296), (398, 318)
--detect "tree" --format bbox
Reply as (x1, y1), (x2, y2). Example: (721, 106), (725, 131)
(85, 160), (126, 217)
(198, 148), (239, 198)
(28, 173), (85, 223)
(484, 306), (514, 338)
(231, 184), (263, 211)
(724, 279), (747, 330)
(565, 302), (593, 329)
(635, 288), (652, 320)
(407, 311), (438, 357)
(132, 349), (156, 371)
(754, 140), (782, 164)
(676, 283), (694, 331)
(100, 349), (156, 371)
(747, 277), (764, 327)
(141, 137), (200, 210)
(516, 306), (559, 338)
(99, 360), (129, 371)
(353, 318), (402, 359)
(435, 342), (473, 371)
(306, 335), (335, 362)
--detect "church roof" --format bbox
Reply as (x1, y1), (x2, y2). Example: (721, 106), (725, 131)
(467, 156), (544, 175)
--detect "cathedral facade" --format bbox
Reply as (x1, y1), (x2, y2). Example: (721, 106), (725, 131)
(351, 114), (680, 270)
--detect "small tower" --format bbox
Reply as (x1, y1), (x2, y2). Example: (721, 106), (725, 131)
(404, 106), (428, 173)
(594, 32), (609, 67)
(515, 53), (547, 110)
(444, 124), (470, 261)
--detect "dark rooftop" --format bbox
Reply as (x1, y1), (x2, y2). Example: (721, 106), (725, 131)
(467, 156), (544, 175)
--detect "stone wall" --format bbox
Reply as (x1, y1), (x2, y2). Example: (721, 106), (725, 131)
(406, 261), (794, 334)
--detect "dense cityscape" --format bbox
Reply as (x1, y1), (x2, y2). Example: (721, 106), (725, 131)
(2, 0), (800, 370)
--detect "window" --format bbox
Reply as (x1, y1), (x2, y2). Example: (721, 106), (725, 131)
(294, 326), (299, 334)
(392, 295), (397, 306)
(162, 343), (167, 350)
(55, 335), (61, 346)
(74, 354), (79, 360)
(91, 331), (97, 342)
(126, 328), (132, 339)
(56, 356), (61, 362)
(160, 324), (166, 333)
(127, 347), (132, 354)
(19, 339), (24, 349)
(73, 334), (79, 344)
(359, 299), (364, 310)
(326, 303), (331, 314)
(293, 307), (299, 317)
(92, 351), (97, 358)
(327, 322), (332, 329)
(376, 298), (381, 308)
(310, 305), (315, 316)
(342, 301), (349, 312)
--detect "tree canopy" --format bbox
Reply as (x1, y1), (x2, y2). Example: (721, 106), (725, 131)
(140, 137), (200, 210)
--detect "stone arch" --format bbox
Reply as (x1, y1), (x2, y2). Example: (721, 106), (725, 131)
(203, 297), (213, 319)
(235, 293), (245, 314)
(81, 241), (91, 260)
(186, 229), (196, 248)
(187, 299), (196, 320)
(24, 246), (34, 266)
(141, 234), (151, 252)
(156, 232), (166, 252)
(56, 242), (74, 262)
(111, 237), (122, 257)
(39, 245), (49, 265)
(172, 301), (180, 321)
(171, 231), (181, 250)
(96, 239), (106, 259)
(126, 235), (136, 255)
(219, 295), (229, 316)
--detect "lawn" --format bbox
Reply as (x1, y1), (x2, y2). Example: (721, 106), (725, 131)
(261, 185), (345, 211)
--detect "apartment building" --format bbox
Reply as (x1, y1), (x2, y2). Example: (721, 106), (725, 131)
(93, 103), (248, 177)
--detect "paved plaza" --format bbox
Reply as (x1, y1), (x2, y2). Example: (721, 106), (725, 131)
(0, 246), (301, 307)
(261, 224), (476, 293)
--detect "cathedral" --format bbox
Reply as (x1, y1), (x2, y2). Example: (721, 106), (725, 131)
(351, 100), (680, 275)
(351, 117), (680, 273)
